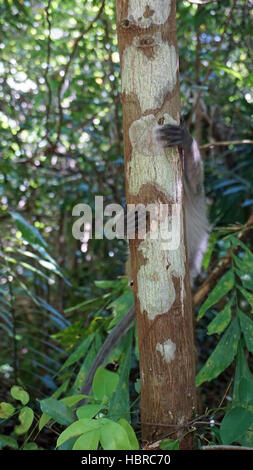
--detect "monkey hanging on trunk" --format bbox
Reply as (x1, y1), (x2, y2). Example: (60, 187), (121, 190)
(80, 121), (210, 397)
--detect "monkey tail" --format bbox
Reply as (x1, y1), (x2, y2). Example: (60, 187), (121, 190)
(79, 305), (135, 400)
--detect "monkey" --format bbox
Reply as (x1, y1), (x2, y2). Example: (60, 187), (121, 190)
(80, 121), (210, 397)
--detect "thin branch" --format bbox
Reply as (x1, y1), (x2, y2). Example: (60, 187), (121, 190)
(44, 0), (53, 141)
(56, 0), (105, 144)
(193, 214), (253, 306)
(188, 0), (237, 127)
(218, 378), (233, 409)
(200, 139), (253, 149)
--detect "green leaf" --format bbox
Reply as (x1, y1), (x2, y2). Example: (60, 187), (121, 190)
(237, 286), (253, 311)
(100, 421), (132, 450)
(72, 335), (103, 393)
(233, 341), (253, 405)
(239, 311), (253, 354)
(64, 295), (110, 314)
(108, 289), (134, 328)
(11, 386), (30, 405)
(60, 335), (94, 371)
(61, 395), (87, 408)
(160, 438), (179, 450)
(92, 366), (119, 402)
(39, 399), (75, 426)
(57, 419), (102, 448)
(94, 280), (122, 289)
(0, 402), (15, 418)
(15, 407), (34, 435)
(108, 329), (133, 421)
(207, 298), (233, 335)
(196, 318), (241, 386)
(234, 268), (253, 291)
(239, 378), (253, 405)
(220, 407), (253, 445)
(117, 418), (139, 450)
(198, 270), (234, 320)
(73, 430), (100, 450)
(9, 211), (47, 248)
(57, 437), (78, 450)
(214, 62), (243, 80)
(76, 404), (103, 420)
(38, 379), (70, 431)
(0, 434), (18, 449)
(23, 442), (39, 450)
(238, 430), (253, 449)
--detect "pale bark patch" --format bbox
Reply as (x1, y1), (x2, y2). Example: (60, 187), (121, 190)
(156, 339), (176, 363)
(137, 230), (185, 319)
(127, 0), (172, 28)
(122, 33), (177, 112)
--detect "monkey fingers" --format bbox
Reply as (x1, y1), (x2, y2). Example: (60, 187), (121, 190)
(156, 124), (183, 148)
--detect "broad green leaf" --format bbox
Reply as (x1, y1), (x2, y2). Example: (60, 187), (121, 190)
(23, 443), (38, 450)
(160, 438), (179, 450)
(61, 395), (87, 408)
(9, 211), (47, 248)
(76, 404), (103, 419)
(39, 399), (75, 426)
(238, 431), (253, 448)
(0, 435), (18, 449)
(92, 366), (119, 402)
(100, 421), (132, 450)
(58, 437), (78, 450)
(237, 286), (253, 311)
(198, 270), (234, 320)
(57, 419), (103, 447)
(15, 407), (34, 435)
(73, 430), (100, 450)
(239, 378), (253, 405)
(231, 239), (253, 262)
(0, 402), (15, 418)
(207, 298), (233, 335)
(239, 311), (253, 354)
(117, 418), (139, 450)
(196, 318), (240, 386)
(233, 341), (253, 405)
(38, 379), (70, 431)
(220, 407), (253, 445)
(234, 268), (253, 291)
(11, 386), (29, 405)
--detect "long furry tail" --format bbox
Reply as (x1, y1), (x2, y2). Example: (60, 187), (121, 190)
(80, 306), (135, 398)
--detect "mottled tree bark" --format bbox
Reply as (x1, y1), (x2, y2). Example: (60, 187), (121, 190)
(116, 0), (197, 448)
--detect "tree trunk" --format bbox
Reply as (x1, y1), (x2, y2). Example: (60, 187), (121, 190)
(116, 0), (197, 448)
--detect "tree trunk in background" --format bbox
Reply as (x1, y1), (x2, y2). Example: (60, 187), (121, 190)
(116, 0), (197, 448)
